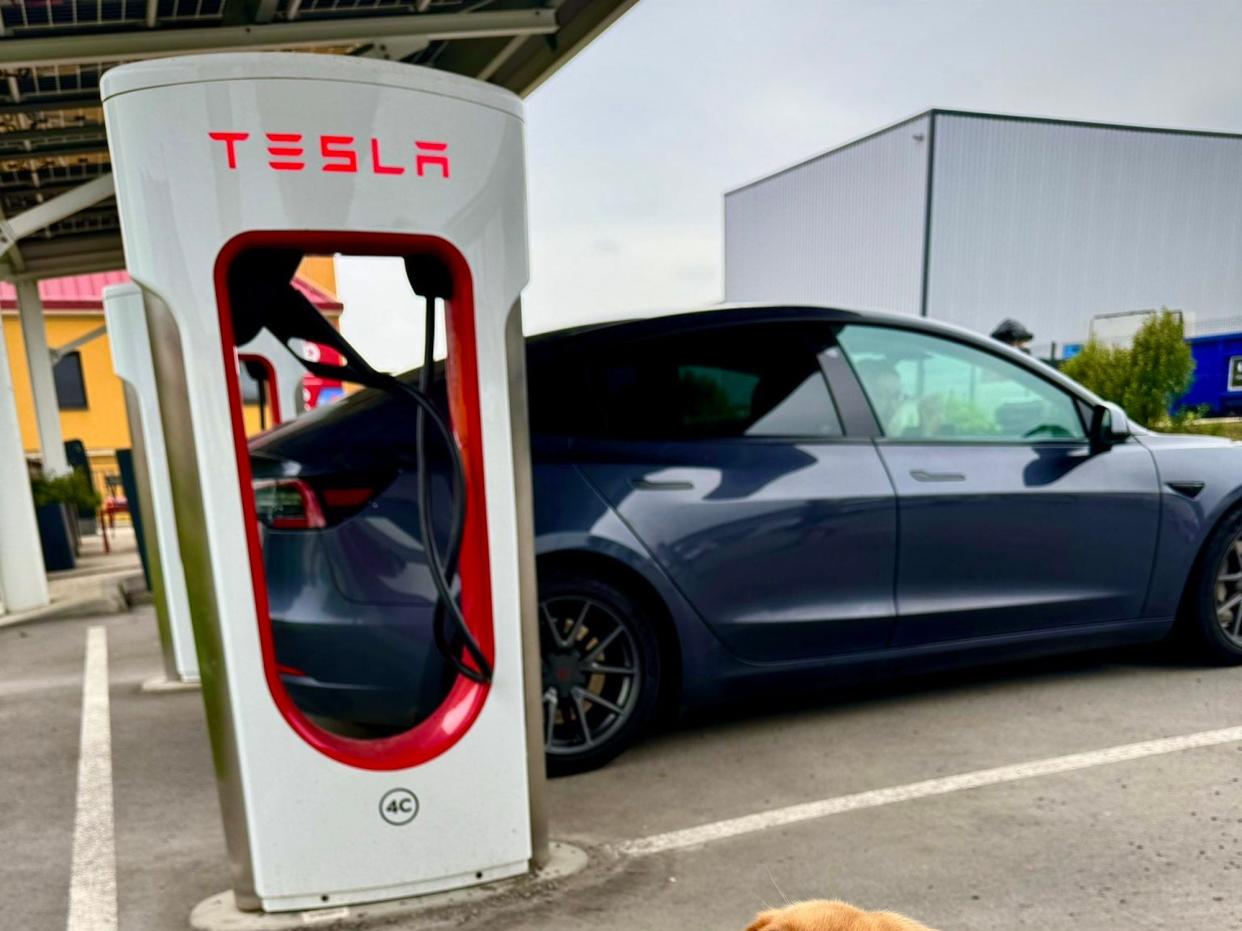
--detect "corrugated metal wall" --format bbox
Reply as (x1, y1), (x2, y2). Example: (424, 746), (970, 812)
(928, 113), (1242, 343)
(724, 115), (930, 313)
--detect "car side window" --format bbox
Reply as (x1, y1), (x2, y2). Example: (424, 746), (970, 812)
(526, 344), (588, 436)
(591, 324), (844, 441)
(837, 325), (1086, 442)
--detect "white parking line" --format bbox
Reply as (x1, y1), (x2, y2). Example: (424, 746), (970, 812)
(65, 626), (116, 931)
(617, 724), (1242, 858)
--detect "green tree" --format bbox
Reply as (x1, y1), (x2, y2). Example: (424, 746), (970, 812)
(1061, 309), (1194, 427)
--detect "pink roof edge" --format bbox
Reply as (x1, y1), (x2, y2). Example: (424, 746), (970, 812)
(0, 269), (343, 312)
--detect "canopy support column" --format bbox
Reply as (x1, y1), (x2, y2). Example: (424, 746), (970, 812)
(0, 312), (49, 612)
(17, 279), (68, 476)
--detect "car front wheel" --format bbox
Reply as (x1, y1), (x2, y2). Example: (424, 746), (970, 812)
(538, 573), (663, 776)
(1181, 510), (1242, 664)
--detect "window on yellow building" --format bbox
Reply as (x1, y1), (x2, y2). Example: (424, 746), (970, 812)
(54, 351), (88, 411)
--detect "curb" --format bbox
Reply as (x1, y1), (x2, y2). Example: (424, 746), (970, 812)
(140, 674), (202, 693)
(190, 842), (590, 930)
(0, 570), (143, 630)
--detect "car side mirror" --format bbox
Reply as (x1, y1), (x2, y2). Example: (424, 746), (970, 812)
(1090, 401), (1130, 452)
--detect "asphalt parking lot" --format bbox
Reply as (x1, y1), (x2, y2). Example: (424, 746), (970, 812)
(7, 608), (1242, 930)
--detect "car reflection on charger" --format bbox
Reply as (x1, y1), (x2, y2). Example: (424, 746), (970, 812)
(250, 304), (1242, 775)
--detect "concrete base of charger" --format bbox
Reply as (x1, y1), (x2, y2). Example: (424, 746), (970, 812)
(190, 841), (588, 930)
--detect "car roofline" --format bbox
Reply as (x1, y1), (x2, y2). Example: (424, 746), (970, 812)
(530, 302), (1106, 408)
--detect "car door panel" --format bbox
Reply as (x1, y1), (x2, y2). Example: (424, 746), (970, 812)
(835, 322), (1163, 648)
(577, 439), (897, 662)
(878, 440), (1161, 645)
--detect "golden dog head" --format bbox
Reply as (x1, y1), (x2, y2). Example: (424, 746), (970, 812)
(746, 899), (936, 931)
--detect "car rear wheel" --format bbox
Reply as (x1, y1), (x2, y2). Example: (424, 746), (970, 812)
(1180, 510), (1242, 664)
(538, 573), (663, 776)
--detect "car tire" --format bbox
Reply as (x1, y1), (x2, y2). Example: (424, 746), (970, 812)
(1178, 509), (1242, 665)
(538, 572), (663, 776)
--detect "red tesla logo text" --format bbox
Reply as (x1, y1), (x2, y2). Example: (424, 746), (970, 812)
(207, 131), (451, 178)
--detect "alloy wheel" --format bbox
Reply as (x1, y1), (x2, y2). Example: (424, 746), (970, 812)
(1214, 534), (1242, 645)
(539, 594), (641, 757)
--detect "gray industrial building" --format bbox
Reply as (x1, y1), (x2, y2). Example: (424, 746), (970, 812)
(724, 109), (1242, 357)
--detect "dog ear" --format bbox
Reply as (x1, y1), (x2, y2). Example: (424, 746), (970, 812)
(872, 912), (937, 931)
(744, 911), (785, 931)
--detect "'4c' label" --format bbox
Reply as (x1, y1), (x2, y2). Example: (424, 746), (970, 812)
(379, 788), (419, 826)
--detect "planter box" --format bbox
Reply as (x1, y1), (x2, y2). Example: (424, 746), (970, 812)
(36, 502), (76, 572)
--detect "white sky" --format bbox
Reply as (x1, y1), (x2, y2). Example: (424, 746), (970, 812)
(339, 0), (1242, 372)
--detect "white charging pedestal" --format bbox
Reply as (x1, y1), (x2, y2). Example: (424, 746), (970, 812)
(102, 53), (546, 916)
(238, 329), (308, 424)
(105, 282), (200, 689)
(105, 285), (294, 691)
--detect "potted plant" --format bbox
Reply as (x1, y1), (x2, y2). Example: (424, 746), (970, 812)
(31, 471), (102, 572)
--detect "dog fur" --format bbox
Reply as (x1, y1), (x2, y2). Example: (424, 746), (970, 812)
(746, 899), (937, 931)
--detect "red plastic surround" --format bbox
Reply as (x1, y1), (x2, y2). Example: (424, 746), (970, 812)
(214, 230), (494, 771)
(236, 352), (283, 426)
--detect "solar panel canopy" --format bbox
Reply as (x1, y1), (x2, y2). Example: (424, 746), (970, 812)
(0, 0), (635, 279)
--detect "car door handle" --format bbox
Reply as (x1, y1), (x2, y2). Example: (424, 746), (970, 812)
(630, 478), (694, 491)
(910, 469), (966, 483)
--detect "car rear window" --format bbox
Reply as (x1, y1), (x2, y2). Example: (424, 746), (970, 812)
(532, 322), (843, 441)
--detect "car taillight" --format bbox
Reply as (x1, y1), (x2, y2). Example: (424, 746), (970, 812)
(320, 486), (374, 509)
(253, 472), (392, 530)
(253, 479), (325, 530)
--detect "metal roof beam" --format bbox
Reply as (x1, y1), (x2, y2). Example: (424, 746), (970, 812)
(0, 210), (24, 271)
(3, 172), (114, 244)
(432, 32), (524, 79)
(0, 231), (125, 280)
(0, 8), (559, 68)
(254, 0), (281, 24)
(0, 179), (107, 198)
(0, 179), (106, 201)
(496, 0), (636, 96)
(477, 34), (526, 81)
(50, 323), (107, 364)
(0, 125), (106, 147)
(0, 141), (110, 161)
(0, 96), (102, 117)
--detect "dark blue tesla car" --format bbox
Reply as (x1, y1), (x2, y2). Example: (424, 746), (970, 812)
(250, 305), (1242, 774)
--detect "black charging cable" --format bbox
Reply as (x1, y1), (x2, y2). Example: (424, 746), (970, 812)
(236, 249), (492, 686)
(385, 292), (492, 685)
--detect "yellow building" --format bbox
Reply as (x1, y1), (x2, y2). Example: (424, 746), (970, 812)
(1, 257), (341, 496)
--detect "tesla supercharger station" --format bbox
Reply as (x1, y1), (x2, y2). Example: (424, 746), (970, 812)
(104, 282), (200, 687)
(237, 328), (308, 424)
(102, 53), (545, 912)
(105, 285), (296, 689)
